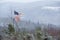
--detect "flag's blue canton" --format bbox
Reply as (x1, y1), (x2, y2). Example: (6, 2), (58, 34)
(14, 11), (19, 15)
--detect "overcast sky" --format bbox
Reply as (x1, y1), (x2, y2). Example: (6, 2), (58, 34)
(0, 0), (60, 25)
(0, 0), (41, 3)
(0, 0), (60, 3)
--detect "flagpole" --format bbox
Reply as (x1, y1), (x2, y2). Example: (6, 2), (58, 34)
(10, 7), (14, 27)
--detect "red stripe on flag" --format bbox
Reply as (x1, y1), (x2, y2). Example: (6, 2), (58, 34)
(15, 15), (20, 22)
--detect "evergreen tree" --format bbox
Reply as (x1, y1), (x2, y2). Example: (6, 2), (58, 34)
(35, 27), (43, 40)
(8, 23), (15, 35)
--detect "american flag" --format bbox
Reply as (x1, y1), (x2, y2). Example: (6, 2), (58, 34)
(14, 11), (20, 22)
